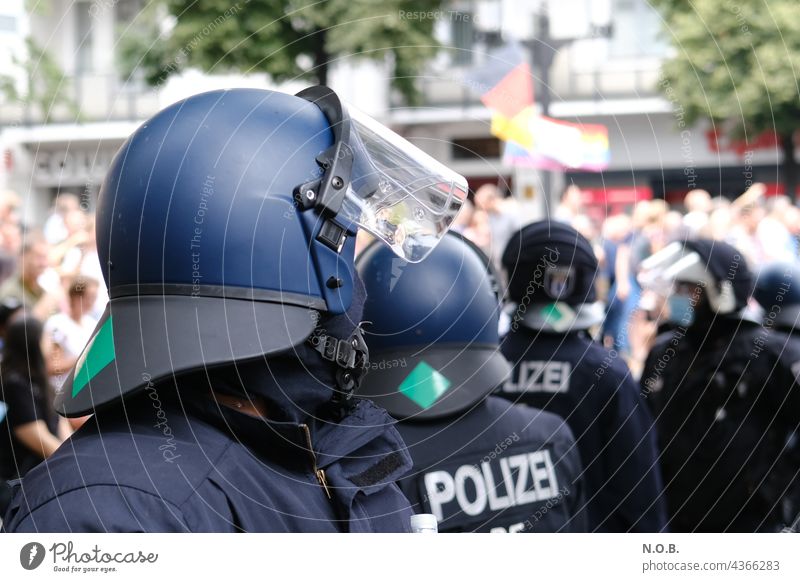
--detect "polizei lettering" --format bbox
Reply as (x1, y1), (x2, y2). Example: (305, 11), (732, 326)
(423, 449), (559, 522)
(503, 360), (571, 393)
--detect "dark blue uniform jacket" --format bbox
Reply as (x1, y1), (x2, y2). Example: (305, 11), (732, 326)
(396, 396), (586, 532)
(2, 393), (413, 532)
(500, 328), (667, 532)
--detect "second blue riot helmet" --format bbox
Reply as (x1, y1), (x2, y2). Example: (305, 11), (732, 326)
(56, 86), (467, 416)
(356, 232), (510, 420)
(754, 261), (800, 331)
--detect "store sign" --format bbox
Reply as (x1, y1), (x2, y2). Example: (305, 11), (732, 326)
(32, 147), (118, 186)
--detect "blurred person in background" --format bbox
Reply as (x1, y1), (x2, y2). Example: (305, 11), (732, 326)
(473, 183), (521, 271)
(663, 210), (689, 243)
(0, 317), (67, 488)
(0, 299), (22, 353)
(600, 214), (632, 347)
(754, 261), (800, 525)
(708, 199), (734, 241)
(0, 191), (22, 286)
(725, 183), (795, 265)
(63, 218), (107, 319)
(682, 189), (713, 237)
(450, 197), (474, 234)
(571, 214), (608, 298)
(462, 206), (493, 256)
(608, 199), (669, 355)
(49, 208), (91, 274)
(555, 184), (584, 223)
(0, 234), (64, 322)
(499, 221), (667, 532)
(43, 193), (80, 245)
(640, 240), (799, 532)
(45, 276), (99, 391)
(0, 190), (21, 226)
(358, 232), (586, 532)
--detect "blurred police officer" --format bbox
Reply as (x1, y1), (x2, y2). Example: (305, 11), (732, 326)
(3, 86), (470, 532)
(642, 240), (799, 531)
(356, 232), (586, 532)
(499, 221), (667, 532)
(754, 260), (800, 525)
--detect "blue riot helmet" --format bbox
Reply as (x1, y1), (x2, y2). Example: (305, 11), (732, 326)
(56, 87), (467, 417)
(501, 221), (603, 332)
(356, 232), (510, 420)
(754, 261), (800, 331)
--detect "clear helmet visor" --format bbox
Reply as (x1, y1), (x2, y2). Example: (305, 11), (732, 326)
(339, 105), (468, 262)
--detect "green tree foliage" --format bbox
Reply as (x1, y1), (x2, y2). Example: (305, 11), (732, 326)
(119, 0), (442, 103)
(652, 0), (800, 197)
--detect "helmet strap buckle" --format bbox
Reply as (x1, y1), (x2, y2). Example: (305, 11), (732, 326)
(309, 324), (370, 410)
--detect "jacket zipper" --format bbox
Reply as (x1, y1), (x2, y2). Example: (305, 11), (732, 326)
(300, 424), (332, 500)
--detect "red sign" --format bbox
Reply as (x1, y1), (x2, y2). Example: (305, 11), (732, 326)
(580, 186), (653, 206)
(705, 129), (779, 156)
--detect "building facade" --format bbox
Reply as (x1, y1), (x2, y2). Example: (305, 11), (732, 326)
(0, 0), (788, 225)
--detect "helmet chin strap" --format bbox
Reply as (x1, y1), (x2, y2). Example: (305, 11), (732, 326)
(307, 323), (370, 418)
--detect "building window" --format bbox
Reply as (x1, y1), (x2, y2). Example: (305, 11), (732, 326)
(75, 1), (94, 74)
(451, 137), (502, 160)
(609, 0), (667, 58)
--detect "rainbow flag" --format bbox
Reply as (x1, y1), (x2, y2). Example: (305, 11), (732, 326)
(492, 109), (610, 171)
(479, 64), (611, 171)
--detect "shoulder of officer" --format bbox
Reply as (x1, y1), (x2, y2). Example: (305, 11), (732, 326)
(483, 395), (576, 446)
(3, 403), (233, 531)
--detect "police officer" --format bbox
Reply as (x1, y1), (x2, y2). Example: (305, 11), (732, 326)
(2, 86), (469, 532)
(356, 232), (586, 532)
(754, 260), (800, 336)
(641, 240), (799, 531)
(498, 221), (667, 532)
(753, 260), (800, 524)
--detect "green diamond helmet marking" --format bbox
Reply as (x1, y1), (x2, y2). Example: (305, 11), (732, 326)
(397, 361), (452, 409)
(72, 316), (116, 397)
(540, 302), (564, 323)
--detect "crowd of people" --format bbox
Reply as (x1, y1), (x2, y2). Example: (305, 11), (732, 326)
(0, 192), (104, 505)
(455, 182), (800, 375)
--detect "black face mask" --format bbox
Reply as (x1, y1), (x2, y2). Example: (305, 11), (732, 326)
(188, 271), (369, 425)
